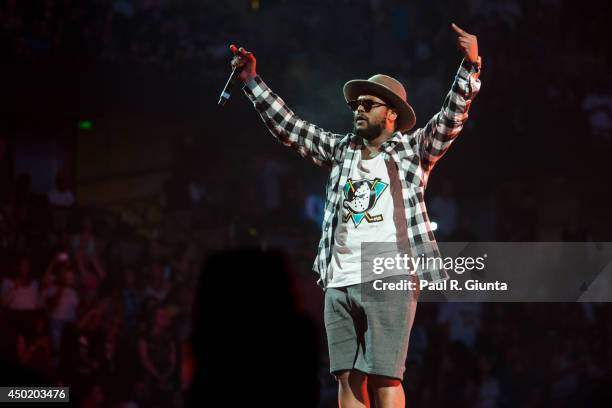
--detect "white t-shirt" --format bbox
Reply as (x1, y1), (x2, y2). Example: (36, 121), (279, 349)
(327, 152), (410, 288)
(1, 278), (40, 310)
(45, 286), (79, 322)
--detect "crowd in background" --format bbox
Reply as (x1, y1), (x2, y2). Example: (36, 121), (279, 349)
(0, 173), (195, 406)
(1, 0), (611, 407)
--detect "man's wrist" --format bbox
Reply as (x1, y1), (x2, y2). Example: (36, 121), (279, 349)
(464, 56), (482, 73)
(243, 75), (261, 94)
(243, 73), (257, 83)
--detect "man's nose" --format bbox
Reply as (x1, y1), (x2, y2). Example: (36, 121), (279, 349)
(356, 103), (365, 114)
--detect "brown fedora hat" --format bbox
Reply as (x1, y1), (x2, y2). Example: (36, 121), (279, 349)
(343, 74), (416, 132)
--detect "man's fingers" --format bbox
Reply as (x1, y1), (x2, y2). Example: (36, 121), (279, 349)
(451, 22), (465, 34)
(229, 44), (253, 64)
(451, 22), (468, 36)
(238, 47), (253, 58)
(230, 44), (248, 56)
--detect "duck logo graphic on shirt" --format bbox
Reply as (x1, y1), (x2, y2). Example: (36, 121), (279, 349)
(342, 177), (388, 227)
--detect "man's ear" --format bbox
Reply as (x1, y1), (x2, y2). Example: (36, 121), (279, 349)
(388, 110), (398, 131)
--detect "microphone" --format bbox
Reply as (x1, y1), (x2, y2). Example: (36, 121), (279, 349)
(218, 53), (250, 106)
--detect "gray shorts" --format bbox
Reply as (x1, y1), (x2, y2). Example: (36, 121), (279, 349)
(324, 274), (419, 380)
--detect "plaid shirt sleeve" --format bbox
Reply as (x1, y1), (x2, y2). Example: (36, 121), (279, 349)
(413, 57), (482, 181)
(243, 75), (341, 168)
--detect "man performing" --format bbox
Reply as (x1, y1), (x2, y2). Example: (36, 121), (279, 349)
(229, 22), (481, 408)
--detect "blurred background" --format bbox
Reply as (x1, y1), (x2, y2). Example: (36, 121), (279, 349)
(0, 0), (611, 406)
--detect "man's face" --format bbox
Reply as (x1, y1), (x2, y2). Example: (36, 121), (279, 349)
(352, 95), (392, 141)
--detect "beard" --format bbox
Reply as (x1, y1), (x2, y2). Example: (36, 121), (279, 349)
(353, 120), (383, 141)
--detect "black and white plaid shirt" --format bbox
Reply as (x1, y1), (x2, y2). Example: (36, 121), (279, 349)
(243, 57), (482, 290)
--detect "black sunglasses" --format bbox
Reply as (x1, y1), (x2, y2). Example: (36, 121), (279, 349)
(347, 99), (389, 112)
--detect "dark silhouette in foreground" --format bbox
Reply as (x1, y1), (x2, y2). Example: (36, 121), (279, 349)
(188, 248), (320, 407)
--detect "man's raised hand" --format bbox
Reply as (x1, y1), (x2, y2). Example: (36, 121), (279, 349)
(451, 23), (479, 64)
(229, 44), (257, 83)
